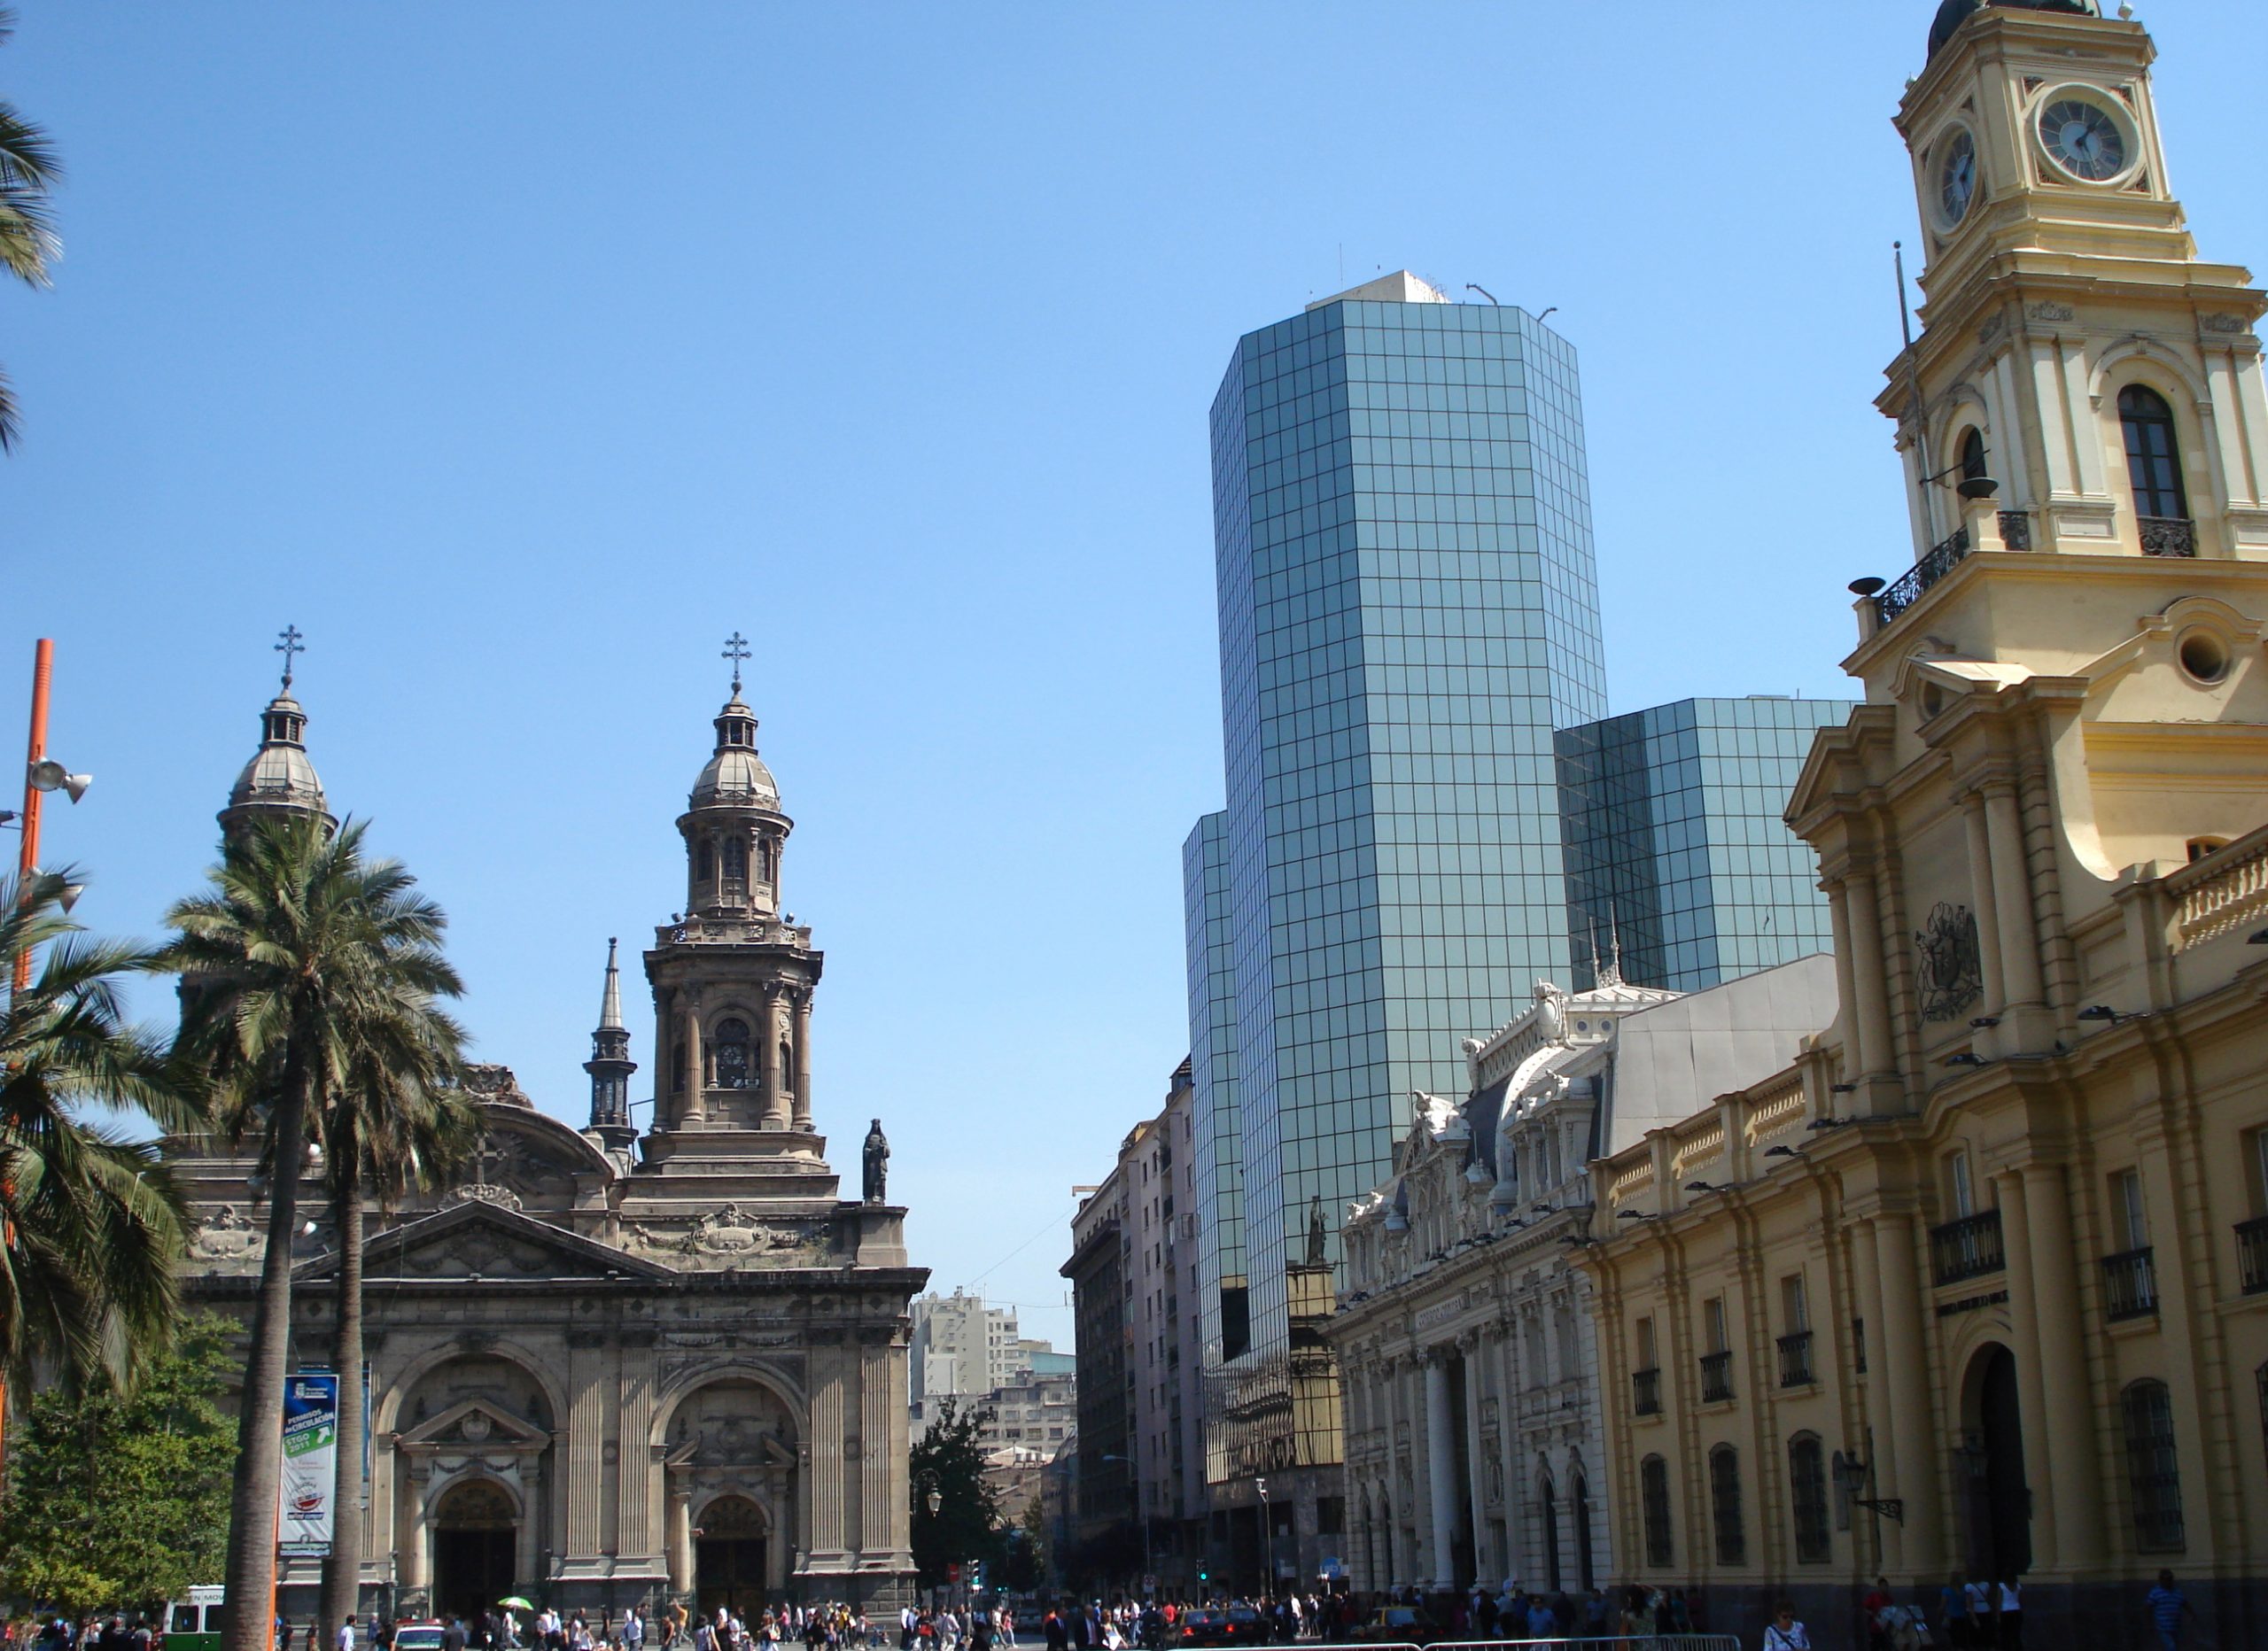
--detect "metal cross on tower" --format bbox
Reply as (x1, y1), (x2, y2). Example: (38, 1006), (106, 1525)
(722, 631), (750, 694)
(275, 624), (305, 690)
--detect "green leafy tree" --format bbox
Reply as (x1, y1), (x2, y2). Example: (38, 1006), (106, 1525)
(1, 868), (201, 1391)
(0, 6), (62, 452)
(0, 1311), (238, 1612)
(160, 818), (465, 1651)
(998, 1500), (1045, 1592)
(909, 1396), (1006, 1589)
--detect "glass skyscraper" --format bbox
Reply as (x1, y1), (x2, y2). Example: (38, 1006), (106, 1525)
(1555, 697), (1853, 992)
(1189, 274), (1608, 1531)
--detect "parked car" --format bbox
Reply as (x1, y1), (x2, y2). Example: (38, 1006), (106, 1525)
(390, 1623), (448, 1651)
(160, 1587), (226, 1651)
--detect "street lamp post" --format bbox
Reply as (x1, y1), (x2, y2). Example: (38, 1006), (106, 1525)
(1099, 1453), (1152, 1599)
(1255, 1478), (1272, 1598)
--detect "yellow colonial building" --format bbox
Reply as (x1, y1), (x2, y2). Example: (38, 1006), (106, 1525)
(1578, 2), (2268, 1644)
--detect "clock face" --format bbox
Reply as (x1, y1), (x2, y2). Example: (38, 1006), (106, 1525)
(1938, 129), (1978, 226)
(2039, 96), (2129, 182)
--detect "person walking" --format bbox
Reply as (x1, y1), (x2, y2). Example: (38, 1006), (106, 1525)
(2145, 1570), (2194, 1651)
(1762, 1601), (1811, 1651)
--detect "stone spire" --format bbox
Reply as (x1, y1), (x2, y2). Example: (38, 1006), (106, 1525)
(585, 937), (638, 1151)
(219, 626), (335, 839)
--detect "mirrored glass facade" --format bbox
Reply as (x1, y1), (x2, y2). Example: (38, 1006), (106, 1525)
(1195, 289), (1607, 1484)
(1184, 810), (1248, 1485)
(1556, 697), (1853, 991)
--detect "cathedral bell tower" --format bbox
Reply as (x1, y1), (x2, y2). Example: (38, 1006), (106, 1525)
(641, 636), (822, 1149)
(219, 625), (335, 839)
(1873, 0), (2268, 600)
(584, 938), (638, 1152)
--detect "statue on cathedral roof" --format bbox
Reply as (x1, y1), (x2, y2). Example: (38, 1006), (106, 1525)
(863, 1119), (889, 1204)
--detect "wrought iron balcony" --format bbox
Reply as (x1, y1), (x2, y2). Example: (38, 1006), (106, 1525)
(1776, 1329), (1816, 1389)
(2238, 1216), (2268, 1295)
(1930, 1208), (2006, 1286)
(1875, 527), (1970, 625)
(2140, 515), (2197, 556)
(1699, 1349), (1735, 1404)
(1633, 1367), (1662, 1416)
(2101, 1246), (2159, 1322)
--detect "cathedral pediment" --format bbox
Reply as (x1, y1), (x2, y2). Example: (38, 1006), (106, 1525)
(400, 1396), (552, 1452)
(298, 1198), (677, 1284)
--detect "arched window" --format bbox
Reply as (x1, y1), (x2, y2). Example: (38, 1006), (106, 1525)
(672, 1042), (687, 1093)
(2120, 384), (2190, 521)
(1959, 426), (1988, 487)
(696, 841), (715, 882)
(2122, 1379), (2186, 1551)
(1710, 1446), (1745, 1566)
(1789, 1434), (1830, 1562)
(781, 1037), (796, 1099)
(722, 836), (747, 893)
(758, 840), (775, 884)
(711, 1018), (752, 1089)
(1640, 1455), (1674, 1569)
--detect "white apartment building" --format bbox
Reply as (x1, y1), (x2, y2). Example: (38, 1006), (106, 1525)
(1124, 1059), (1207, 1586)
(912, 1288), (1021, 1404)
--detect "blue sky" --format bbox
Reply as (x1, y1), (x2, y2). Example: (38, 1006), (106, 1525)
(8, 3), (2264, 1347)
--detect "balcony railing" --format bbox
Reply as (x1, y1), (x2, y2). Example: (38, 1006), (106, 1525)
(2102, 1246), (2159, 1322)
(1699, 1350), (1735, 1404)
(1930, 1209), (2006, 1286)
(2140, 515), (2197, 556)
(1633, 1367), (1662, 1416)
(1876, 526), (1971, 625)
(1776, 1329), (1816, 1389)
(2238, 1216), (2268, 1295)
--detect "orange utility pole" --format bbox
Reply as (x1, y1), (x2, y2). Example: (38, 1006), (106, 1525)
(1, 637), (54, 1484)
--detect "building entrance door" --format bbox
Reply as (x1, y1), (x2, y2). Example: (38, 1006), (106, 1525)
(695, 1496), (768, 1619)
(1961, 1345), (2032, 1578)
(431, 1480), (518, 1620)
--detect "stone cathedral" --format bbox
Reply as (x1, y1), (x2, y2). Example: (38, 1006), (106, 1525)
(167, 662), (926, 1623)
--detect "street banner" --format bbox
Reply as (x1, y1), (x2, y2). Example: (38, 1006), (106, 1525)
(279, 1370), (339, 1557)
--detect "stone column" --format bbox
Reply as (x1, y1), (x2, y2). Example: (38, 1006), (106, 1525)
(1424, 1353), (1456, 1587)
(400, 1461), (431, 1592)
(1826, 878), (1861, 1075)
(2022, 1164), (2103, 1567)
(1986, 784), (2045, 1012)
(1460, 1342), (1487, 1585)
(682, 1003), (706, 1127)
(1495, 1325), (1522, 1587)
(617, 1356), (656, 1575)
(668, 1482), (693, 1593)
(793, 988), (815, 1131)
(764, 986), (791, 1130)
(1873, 1213), (1945, 1571)
(1386, 1360), (1412, 1587)
(1843, 871), (1897, 1081)
(859, 1334), (893, 1568)
(1961, 794), (2007, 1017)
(810, 1337), (850, 1563)
(566, 1339), (608, 1562)
(1992, 1173), (2060, 1569)
(1851, 1221), (1902, 1574)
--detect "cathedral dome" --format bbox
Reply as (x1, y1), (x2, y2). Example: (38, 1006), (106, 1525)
(1929, 0), (2098, 60)
(689, 693), (780, 810)
(225, 691), (330, 817)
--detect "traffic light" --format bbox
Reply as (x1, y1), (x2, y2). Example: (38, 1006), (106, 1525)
(969, 1561), (984, 1590)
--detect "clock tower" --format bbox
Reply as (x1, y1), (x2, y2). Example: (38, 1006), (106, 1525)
(1876, 0), (2268, 577)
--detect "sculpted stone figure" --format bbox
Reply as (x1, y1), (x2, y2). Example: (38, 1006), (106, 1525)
(862, 1119), (889, 1204)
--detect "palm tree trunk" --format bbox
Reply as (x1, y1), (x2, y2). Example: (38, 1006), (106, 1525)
(223, 1067), (309, 1651)
(320, 1131), (365, 1648)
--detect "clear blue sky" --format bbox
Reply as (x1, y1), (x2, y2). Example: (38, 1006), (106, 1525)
(8, 3), (2264, 1348)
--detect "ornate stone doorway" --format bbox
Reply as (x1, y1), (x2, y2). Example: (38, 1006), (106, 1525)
(695, 1495), (768, 1618)
(1961, 1345), (2032, 1579)
(432, 1479), (518, 1620)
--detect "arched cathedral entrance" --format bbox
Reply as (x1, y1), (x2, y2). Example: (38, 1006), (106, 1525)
(432, 1479), (518, 1620)
(695, 1496), (769, 1618)
(1960, 1345), (2031, 1579)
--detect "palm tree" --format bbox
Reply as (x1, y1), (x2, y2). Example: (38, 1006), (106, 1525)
(316, 996), (481, 1639)
(0, 7), (63, 453)
(162, 818), (466, 1651)
(0, 868), (201, 1389)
